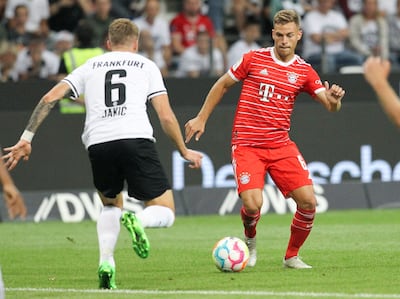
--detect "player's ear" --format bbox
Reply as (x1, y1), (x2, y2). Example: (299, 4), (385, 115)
(297, 29), (303, 41)
(133, 39), (139, 52)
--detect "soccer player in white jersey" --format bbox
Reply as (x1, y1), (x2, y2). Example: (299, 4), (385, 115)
(185, 9), (345, 269)
(3, 18), (202, 289)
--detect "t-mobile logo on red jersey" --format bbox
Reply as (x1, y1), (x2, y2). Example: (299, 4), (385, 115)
(259, 83), (289, 102)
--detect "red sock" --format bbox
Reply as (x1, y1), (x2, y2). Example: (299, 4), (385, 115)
(285, 208), (315, 259)
(240, 206), (260, 238)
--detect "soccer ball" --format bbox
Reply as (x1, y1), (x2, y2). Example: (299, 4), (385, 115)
(212, 236), (249, 272)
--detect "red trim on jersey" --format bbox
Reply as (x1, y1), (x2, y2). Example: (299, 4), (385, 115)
(229, 47), (324, 148)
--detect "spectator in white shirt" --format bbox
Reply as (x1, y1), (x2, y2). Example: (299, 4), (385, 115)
(348, 0), (389, 60)
(139, 29), (168, 77)
(227, 16), (261, 69)
(176, 30), (224, 78)
(302, 0), (363, 73)
(5, 0), (49, 37)
(13, 33), (60, 80)
(133, 0), (171, 66)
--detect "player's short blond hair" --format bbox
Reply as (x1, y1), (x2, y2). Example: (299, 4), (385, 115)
(108, 18), (139, 46)
(273, 9), (301, 28)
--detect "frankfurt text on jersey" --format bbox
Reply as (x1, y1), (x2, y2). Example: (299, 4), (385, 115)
(92, 60), (144, 69)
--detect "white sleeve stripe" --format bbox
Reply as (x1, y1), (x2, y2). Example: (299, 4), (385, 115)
(147, 89), (167, 100)
(61, 78), (79, 99)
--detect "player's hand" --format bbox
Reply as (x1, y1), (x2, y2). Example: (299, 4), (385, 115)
(182, 149), (203, 169)
(3, 183), (27, 220)
(363, 57), (391, 87)
(325, 81), (345, 101)
(324, 81), (345, 111)
(185, 117), (205, 143)
(3, 140), (32, 170)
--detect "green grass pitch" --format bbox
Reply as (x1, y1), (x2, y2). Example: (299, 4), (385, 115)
(1, 209), (400, 299)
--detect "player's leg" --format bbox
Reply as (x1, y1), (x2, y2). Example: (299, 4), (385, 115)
(239, 189), (263, 267)
(121, 139), (171, 257)
(232, 145), (266, 267)
(284, 185), (316, 269)
(269, 143), (315, 269)
(136, 189), (175, 228)
(88, 141), (125, 289)
(96, 192), (123, 289)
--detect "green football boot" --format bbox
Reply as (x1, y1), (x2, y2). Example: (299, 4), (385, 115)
(98, 261), (116, 289)
(121, 211), (150, 258)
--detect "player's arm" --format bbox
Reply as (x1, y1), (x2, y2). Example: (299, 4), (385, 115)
(185, 73), (236, 142)
(363, 57), (400, 128)
(151, 94), (202, 169)
(315, 81), (345, 112)
(3, 81), (72, 170)
(0, 152), (27, 219)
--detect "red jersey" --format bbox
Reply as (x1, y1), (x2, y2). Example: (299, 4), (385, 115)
(170, 13), (215, 48)
(228, 47), (325, 149)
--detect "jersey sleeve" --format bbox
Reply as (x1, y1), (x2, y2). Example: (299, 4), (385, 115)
(303, 65), (325, 97)
(228, 50), (253, 82)
(147, 61), (167, 100)
(61, 62), (88, 100)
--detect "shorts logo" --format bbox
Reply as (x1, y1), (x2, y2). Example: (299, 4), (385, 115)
(239, 172), (251, 184)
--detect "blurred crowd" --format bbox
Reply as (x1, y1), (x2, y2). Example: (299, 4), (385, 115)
(0, 0), (399, 82)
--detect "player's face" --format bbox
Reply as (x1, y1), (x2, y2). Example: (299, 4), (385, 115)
(272, 22), (302, 62)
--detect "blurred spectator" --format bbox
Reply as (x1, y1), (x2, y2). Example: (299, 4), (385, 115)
(227, 16), (261, 68)
(260, 0), (283, 44)
(231, 0), (262, 34)
(176, 30), (224, 78)
(52, 30), (74, 56)
(6, 4), (30, 47)
(84, 0), (114, 47)
(0, 0), (7, 40)
(377, 0), (396, 17)
(0, 0), (6, 21)
(170, 0), (216, 56)
(338, 0), (363, 19)
(387, 0), (400, 67)
(13, 33), (60, 80)
(206, 0), (225, 35)
(348, 0), (389, 61)
(281, 0), (314, 17)
(0, 42), (18, 82)
(138, 29), (168, 77)
(5, 0), (50, 37)
(57, 20), (104, 112)
(111, 0), (138, 19)
(133, 0), (171, 67)
(302, 0), (363, 73)
(48, 0), (92, 33)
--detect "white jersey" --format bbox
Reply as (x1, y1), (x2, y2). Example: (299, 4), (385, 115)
(62, 51), (167, 149)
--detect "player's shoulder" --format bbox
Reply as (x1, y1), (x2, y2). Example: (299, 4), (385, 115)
(244, 47), (271, 58)
(294, 54), (312, 67)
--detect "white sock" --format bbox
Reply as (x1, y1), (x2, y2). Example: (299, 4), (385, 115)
(97, 206), (122, 267)
(136, 205), (175, 228)
(0, 267), (4, 299)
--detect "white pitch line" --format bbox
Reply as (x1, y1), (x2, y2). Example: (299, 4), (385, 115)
(6, 288), (400, 298)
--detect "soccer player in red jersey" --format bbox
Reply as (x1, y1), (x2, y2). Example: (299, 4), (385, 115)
(185, 9), (345, 269)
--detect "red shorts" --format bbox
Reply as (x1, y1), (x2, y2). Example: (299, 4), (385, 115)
(231, 142), (313, 197)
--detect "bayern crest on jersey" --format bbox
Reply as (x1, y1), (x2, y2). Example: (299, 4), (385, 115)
(287, 72), (298, 84)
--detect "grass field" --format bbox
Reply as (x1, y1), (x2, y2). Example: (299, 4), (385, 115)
(1, 209), (400, 299)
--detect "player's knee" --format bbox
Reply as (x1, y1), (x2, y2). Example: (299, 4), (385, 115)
(297, 198), (316, 210)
